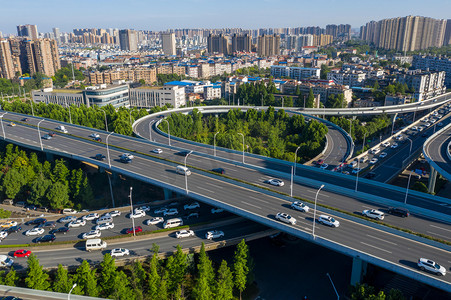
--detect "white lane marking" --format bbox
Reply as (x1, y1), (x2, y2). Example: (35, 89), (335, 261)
(240, 201), (262, 209)
(426, 231), (451, 240)
(429, 225), (451, 233)
(196, 186), (214, 194)
(204, 182), (223, 189)
(159, 175), (172, 179)
(366, 234), (398, 246)
(360, 242), (392, 254)
(248, 196), (269, 204)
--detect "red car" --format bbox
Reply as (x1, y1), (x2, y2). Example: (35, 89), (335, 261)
(126, 226), (142, 234)
(14, 249), (32, 258)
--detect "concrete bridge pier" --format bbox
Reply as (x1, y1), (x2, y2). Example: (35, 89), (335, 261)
(428, 166), (438, 194)
(350, 256), (368, 286)
(45, 152), (54, 162)
(164, 188), (173, 200)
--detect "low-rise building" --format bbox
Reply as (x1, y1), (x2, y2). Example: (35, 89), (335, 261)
(396, 70), (446, 101)
(270, 65), (320, 80)
(129, 85), (186, 108)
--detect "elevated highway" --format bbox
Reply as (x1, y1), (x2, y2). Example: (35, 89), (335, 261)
(0, 111), (450, 292)
(423, 122), (451, 182)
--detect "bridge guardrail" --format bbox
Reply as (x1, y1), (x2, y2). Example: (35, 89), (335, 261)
(423, 122), (451, 181)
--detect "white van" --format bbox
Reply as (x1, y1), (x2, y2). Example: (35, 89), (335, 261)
(176, 165), (191, 176)
(96, 215), (113, 225)
(360, 156), (368, 163)
(163, 218), (183, 229)
(0, 255), (13, 267)
(85, 238), (107, 252)
(62, 208), (78, 214)
(350, 160), (358, 168)
(57, 125), (68, 133)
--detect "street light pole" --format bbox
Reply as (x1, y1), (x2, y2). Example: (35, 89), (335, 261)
(37, 119), (44, 151)
(68, 283), (77, 300)
(238, 133), (244, 164)
(404, 171), (413, 204)
(290, 166), (294, 197)
(354, 159), (360, 192)
(390, 116), (396, 136)
(326, 273), (339, 300)
(106, 131), (115, 168)
(29, 99), (35, 116)
(0, 112), (7, 140)
(294, 145), (301, 176)
(148, 120), (155, 141)
(312, 184), (325, 238)
(102, 110), (108, 132)
(162, 119), (171, 146)
(65, 100), (72, 124)
(184, 150), (193, 168)
(214, 131), (219, 157)
(406, 137), (413, 157)
(129, 187), (136, 237)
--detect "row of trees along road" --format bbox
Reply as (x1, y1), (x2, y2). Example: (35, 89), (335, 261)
(0, 240), (253, 300)
(160, 107), (328, 163)
(0, 144), (93, 210)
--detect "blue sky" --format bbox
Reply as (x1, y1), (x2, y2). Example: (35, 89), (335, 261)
(1, 0), (449, 34)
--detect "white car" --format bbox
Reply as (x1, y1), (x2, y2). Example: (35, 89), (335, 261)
(129, 210), (145, 219)
(362, 209), (385, 220)
(154, 207), (169, 214)
(275, 212), (296, 225)
(110, 248), (130, 257)
(205, 230), (224, 240)
(152, 148), (163, 154)
(58, 216), (77, 223)
(290, 201), (309, 212)
(418, 258), (446, 276)
(163, 208), (178, 217)
(391, 143), (398, 149)
(108, 210), (121, 217)
(90, 133), (100, 138)
(121, 153), (134, 160)
(145, 217), (164, 225)
(0, 231), (8, 239)
(184, 202), (200, 210)
(82, 213), (99, 221)
(267, 179), (284, 186)
(320, 163), (329, 170)
(68, 219), (86, 228)
(318, 215), (340, 227)
(381, 141), (390, 147)
(411, 126), (418, 131)
(138, 206), (151, 212)
(379, 152), (388, 159)
(95, 222), (114, 231)
(211, 208), (224, 214)
(25, 228), (45, 236)
(82, 230), (101, 239)
(176, 229), (194, 239)
(369, 158), (378, 164)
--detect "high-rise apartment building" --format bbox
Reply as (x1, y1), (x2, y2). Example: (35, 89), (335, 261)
(360, 16), (447, 51)
(413, 55), (451, 88)
(207, 34), (230, 55)
(0, 39), (15, 79)
(231, 34), (252, 53)
(53, 28), (61, 45)
(444, 19), (451, 46)
(326, 24), (351, 40)
(257, 34), (280, 57)
(24, 38), (61, 77)
(119, 29), (138, 51)
(161, 33), (176, 56)
(17, 24), (39, 40)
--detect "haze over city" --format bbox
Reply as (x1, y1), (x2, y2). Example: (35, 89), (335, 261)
(1, 0), (450, 33)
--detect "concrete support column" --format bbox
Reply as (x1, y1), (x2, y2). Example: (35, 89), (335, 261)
(163, 188), (173, 200)
(428, 166), (438, 194)
(45, 152), (54, 162)
(350, 256), (367, 286)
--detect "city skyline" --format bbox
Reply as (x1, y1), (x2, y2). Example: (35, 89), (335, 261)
(1, 0), (450, 34)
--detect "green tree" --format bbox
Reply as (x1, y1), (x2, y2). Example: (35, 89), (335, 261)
(233, 240), (250, 300)
(193, 243), (215, 300)
(4, 267), (18, 286)
(99, 254), (118, 297)
(25, 254), (50, 290)
(305, 88), (315, 108)
(74, 260), (98, 297)
(166, 245), (187, 295)
(45, 181), (70, 209)
(215, 260), (234, 300)
(412, 181), (428, 193)
(131, 261), (146, 300)
(387, 288), (405, 300)
(29, 174), (51, 206)
(110, 270), (134, 299)
(77, 176), (94, 207)
(51, 159), (70, 185)
(158, 271), (169, 300)
(148, 253), (161, 299)
(2, 169), (26, 199)
(52, 264), (73, 293)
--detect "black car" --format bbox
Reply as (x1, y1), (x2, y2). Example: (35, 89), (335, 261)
(38, 221), (56, 228)
(388, 207), (410, 217)
(25, 204), (37, 210)
(21, 118), (29, 122)
(120, 156), (132, 163)
(212, 168), (226, 174)
(421, 133), (429, 138)
(365, 172), (376, 179)
(95, 137), (102, 142)
(176, 150), (192, 156)
(49, 227), (70, 235)
(34, 234), (56, 243)
(95, 154), (106, 161)
(6, 225), (22, 233)
(25, 218), (47, 226)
